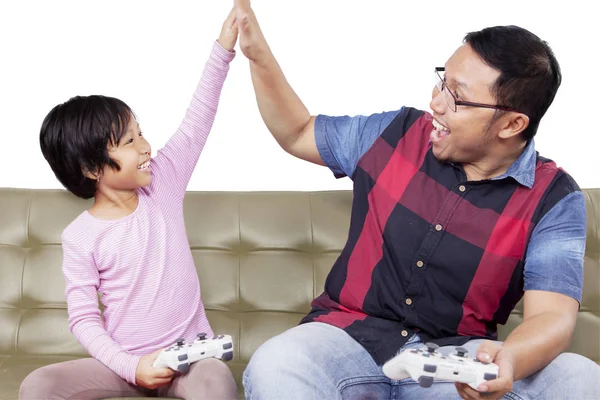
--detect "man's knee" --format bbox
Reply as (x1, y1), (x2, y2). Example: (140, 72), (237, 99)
(244, 334), (293, 381)
(243, 332), (310, 392)
(550, 352), (600, 380)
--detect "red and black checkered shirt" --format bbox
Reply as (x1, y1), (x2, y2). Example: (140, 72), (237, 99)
(301, 107), (580, 364)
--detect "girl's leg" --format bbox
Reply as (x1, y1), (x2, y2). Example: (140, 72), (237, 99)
(19, 357), (151, 400)
(162, 358), (238, 400)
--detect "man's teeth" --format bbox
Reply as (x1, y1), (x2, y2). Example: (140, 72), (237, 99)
(138, 160), (150, 170)
(432, 119), (450, 132)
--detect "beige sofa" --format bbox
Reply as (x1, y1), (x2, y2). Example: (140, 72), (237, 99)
(1, 188), (598, 400)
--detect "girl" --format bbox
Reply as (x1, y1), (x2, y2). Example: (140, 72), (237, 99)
(20, 6), (239, 400)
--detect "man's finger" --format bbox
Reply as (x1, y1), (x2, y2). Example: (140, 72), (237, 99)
(476, 340), (501, 363)
(477, 376), (509, 394)
(456, 382), (482, 399)
(238, 15), (251, 34)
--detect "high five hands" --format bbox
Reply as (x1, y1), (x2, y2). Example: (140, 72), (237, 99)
(231, 0), (270, 64)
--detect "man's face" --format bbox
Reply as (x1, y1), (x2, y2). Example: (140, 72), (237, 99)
(429, 44), (504, 164)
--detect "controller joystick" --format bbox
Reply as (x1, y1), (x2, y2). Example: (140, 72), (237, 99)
(455, 347), (468, 357)
(425, 342), (439, 353)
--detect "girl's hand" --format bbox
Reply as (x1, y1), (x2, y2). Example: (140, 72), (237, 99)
(218, 6), (239, 52)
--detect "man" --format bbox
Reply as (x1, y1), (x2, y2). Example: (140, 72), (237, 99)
(234, 1), (600, 399)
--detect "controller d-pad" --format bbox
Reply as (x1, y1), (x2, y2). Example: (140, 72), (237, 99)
(223, 342), (232, 350)
(178, 354), (188, 361)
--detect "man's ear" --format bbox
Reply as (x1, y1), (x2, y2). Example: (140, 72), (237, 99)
(498, 112), (529, 140)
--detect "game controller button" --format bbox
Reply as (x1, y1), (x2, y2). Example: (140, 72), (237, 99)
(422, 353), (430, 357)
(425, 342), (439, 353)
(221, 351), (233, 362)
(165, 348), (171, 352)
(223, 342), (233, 350)
(455, 347), (468, 357)
(217, 335), (224, 339)
(177, 363), (190, 374)
(178, 354), (188, 361)
(197, 333), (207, 340)
(484, 373), (497, 381)
(418, 376), (434, 388)
(410, 349), (418, 353)
(423, 364), (437, 373)
(473, 358), (480, 362)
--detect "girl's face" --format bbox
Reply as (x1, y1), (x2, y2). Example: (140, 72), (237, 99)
(99, 116), (153, 192)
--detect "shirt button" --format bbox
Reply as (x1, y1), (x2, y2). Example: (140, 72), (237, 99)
(416, 260), (424, 268)
(435, 224), (443, 231)
(401, 330), (408, 337)
(405, 298), (413, 305)
(459, 185), (466, 192)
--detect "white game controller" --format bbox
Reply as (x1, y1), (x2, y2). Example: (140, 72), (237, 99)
(382, 342), (499, 389)
(153, 333), (233, 373)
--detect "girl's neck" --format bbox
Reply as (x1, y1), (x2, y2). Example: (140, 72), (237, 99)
(88, 188), (139, 220)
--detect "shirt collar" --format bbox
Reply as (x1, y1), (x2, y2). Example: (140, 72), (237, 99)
(491, 139), (536, 188)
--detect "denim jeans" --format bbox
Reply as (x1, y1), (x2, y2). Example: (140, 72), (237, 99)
(243, 322), (600, 399)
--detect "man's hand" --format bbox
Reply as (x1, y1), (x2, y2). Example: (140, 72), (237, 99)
(135, 348), (175, 390)
(217, 6), (239, 52)
(455, 341), (515, 400)
(234, 0), (270, 64)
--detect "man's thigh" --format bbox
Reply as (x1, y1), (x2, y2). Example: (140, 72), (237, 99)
(243, 322), (396, 400)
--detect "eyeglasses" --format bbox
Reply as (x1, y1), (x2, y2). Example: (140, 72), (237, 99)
(434, 67), (519, 113)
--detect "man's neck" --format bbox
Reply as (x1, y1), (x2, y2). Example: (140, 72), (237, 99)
(463, 140), (527, 182)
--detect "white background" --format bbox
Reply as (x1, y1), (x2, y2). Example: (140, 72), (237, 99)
(1, 0), (598, 191)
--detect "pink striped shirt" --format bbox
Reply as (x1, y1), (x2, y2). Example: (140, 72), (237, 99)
(61, 41), (235, 384)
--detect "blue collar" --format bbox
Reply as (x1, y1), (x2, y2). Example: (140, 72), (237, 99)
(491, 139), (536, 188)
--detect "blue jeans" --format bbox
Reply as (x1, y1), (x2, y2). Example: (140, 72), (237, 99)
(243, 322), (600, 399)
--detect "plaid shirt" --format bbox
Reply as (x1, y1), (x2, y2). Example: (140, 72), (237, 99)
(302, 107), (585, 364)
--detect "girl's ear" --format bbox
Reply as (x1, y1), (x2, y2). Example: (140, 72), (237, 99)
(83, 168), (102, 181)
